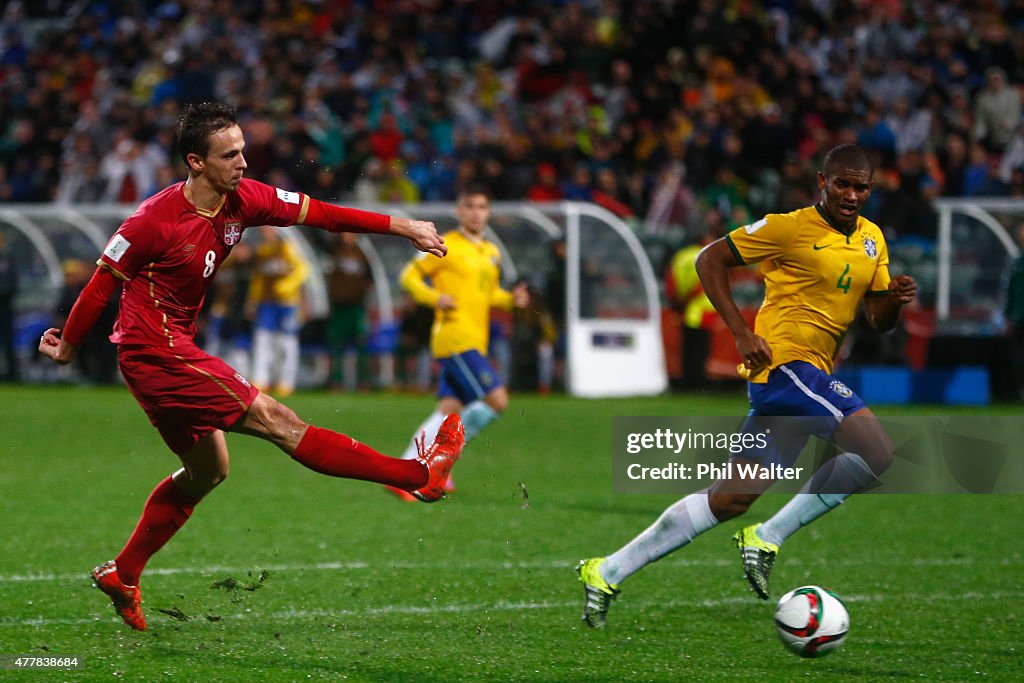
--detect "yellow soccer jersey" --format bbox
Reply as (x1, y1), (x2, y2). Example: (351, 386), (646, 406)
(725, 205), (891, 382)
(400, 230), (513, 358)
(248, 237), (308, 307)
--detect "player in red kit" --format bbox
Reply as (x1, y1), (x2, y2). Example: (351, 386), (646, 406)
(37, 102), (465, 631)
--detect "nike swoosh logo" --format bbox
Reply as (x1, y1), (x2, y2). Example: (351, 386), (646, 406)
(813, 243), (829, 250)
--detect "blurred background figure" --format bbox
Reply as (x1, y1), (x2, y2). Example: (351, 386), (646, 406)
(973, 67), (1022, 153)
(0, 231), (18, 382)
(510, 279), (559, 394)
(98, 133), (166, 204)
(247, 227), (309, 396)
(526, 163), (563, 201)
(397, 295), (435, 393)
(1005, 222), (1024, 400)
(644, 162), (697, 237)
(544, 238), (568, 391)
(665, 228), (719, 391)
(203, 240), (254, 373)
(54, 258), (118, 384)
(325, 232), (372, 392)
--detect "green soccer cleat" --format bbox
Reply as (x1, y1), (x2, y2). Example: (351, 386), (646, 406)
(576, 557), (620, 628)
(733, 523), (779, 600)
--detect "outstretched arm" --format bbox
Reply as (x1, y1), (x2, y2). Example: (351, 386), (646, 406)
(300, 198), (447, 257)
(863, 275), (916, 333)
(38, 266), (119, 365)
(695, 237), (772, 371)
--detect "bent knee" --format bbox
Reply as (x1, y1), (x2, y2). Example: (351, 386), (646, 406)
(485, 390), (509, 414)
(179, 466), (228, 498)
(209, 467), (229, 488)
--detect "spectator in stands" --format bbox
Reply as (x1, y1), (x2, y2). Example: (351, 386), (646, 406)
(378, 160), (421, 203)
(886, 97), (933, 155)
(973, 67), (1023, 152)
(526, 162), (563, 202)
(591, 167), (635, 221)
(99, 133), (165, 204)
(644, 163), (696, 235)
(964, 143), (1011, 196)
(561, 164), (594, 202)
(856, 103), (898, 165)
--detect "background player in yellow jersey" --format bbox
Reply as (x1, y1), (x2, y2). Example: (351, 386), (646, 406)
(577, 144), (917, 627)
(391, 185), (529, 499)
(247, 226), (309, 396)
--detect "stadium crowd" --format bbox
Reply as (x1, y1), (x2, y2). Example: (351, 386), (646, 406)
(1, 0), (1023, 243)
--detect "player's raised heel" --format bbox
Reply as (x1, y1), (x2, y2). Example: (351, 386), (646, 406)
(576, 557), (620, 628)
(384, 484), (418, 501)
(733, 524), (778, 600)
(91, 560), (147, 630)
(411, 414), (465, 502)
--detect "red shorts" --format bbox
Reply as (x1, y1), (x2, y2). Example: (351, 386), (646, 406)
(118, 343), (259, 454)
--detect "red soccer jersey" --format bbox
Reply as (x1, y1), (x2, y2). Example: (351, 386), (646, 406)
(99, 179), (306, 348)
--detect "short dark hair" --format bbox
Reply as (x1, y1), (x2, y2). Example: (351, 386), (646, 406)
(456, 183), (492, 202)
(177, 102), (238, 168)
(822, 144), (873, 177)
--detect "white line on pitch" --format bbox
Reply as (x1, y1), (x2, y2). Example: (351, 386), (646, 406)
(0, 555), (1013, 584)
(0, 590), (1021, 629)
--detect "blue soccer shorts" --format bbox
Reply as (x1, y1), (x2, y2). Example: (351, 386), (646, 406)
(255, 303), (300, 334)
(738, 361), (867, 467)
(437, 349), (502, 404)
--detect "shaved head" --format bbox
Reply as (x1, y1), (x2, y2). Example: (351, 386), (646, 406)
(822, 144), (873, 178)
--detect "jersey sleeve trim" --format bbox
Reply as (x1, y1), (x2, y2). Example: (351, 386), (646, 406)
(864, 290), (890, 297)
(296, 194), (310, 224)
(96, 259), (130, 281)
(724, 234), (746, 265)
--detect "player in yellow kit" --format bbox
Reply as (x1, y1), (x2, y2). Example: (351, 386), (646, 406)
(390, 185), (529, 499)
(247, 226), (309, 396)
(577, 145), (918, 627)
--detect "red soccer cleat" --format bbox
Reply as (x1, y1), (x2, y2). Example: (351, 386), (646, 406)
(91, 560), (146, 631)
(411, 413), (465, 502)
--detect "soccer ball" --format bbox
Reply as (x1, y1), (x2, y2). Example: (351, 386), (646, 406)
(774, 585), (849, 658)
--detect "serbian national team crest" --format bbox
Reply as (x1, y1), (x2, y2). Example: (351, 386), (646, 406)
(223, 222), (242, 246)
(863, 236), (878, 259)
(829, 379), (853, 398)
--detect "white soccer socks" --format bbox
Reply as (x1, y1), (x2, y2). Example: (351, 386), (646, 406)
(757, 452), (876, 546)
(461, 401), (499, 442)
(602, 492), (718, 585)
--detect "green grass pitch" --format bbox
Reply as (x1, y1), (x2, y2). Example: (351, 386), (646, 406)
(0, 386), (1021, 681)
